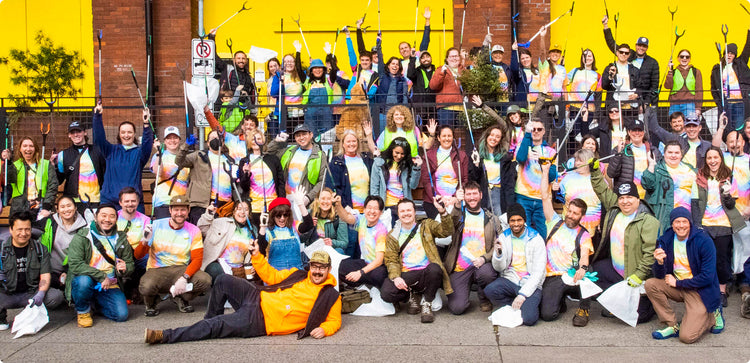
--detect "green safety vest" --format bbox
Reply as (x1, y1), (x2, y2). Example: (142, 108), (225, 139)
(382, 129), (419, 158)
(219, 102), (245, 131)
(302, 79), (334, 105)
(280, 146), (322, 185)
(671, 67), (696, 96)
(12, 159), (50, 199)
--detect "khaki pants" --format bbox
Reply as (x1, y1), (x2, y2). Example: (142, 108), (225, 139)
(645, 278), (715, 344)
(139, 265), (211, 302)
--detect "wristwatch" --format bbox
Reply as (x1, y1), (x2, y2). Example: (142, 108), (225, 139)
(580, 265), (589, 271)
(182, 273), (191, 280)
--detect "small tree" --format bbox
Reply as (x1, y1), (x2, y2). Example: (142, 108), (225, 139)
(1, 31), (86, 109)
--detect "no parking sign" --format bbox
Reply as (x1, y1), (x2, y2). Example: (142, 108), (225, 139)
(192, 38), (215, 77)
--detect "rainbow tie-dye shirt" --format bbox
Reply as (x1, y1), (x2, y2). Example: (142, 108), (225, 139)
(435, 148), (458, 197)
(345, 155), (369, 212)
(223, 132), (248, 164)
(515, 144), (556, 200)
(544, 214), (593, 276)
(357, 215), (388, 264)
(567, 69), (600, 103)
(400, 225), (429, 272)
(667, 163), (698, 211)
(117, 210), (151, 249)
(456, 210), (486, 272)
(549, 64), (567, 98)
(724, 152), (750, 214)
(702, 178), (732, 227)
(385, 163), (404, 207)
(484, 158), (501, 185)
(508, 234), (530, 281)
(247, 155), (277, 213)
(723, 64), (743, 99)
(150, 151), (190, 208)
(673, 236), (693, 280)
(610, 212), (635, 277)
(57, 147), (101, 203)
(209, 153), (234, 203)
(631, 144), (649, 199)
(559, 171), (602, 235)
(26, 163), (38, 201)
(219, 226), (253, 268)
(286, 148), (312, 195)
(88, 228), (119, 286)
(683, 140), (700, 169)
(146, 219), (203, 269)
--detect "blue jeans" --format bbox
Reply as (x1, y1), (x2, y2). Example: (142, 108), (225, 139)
(488, 186), (503, 216)
(668, 102), (696, 120)
(483, 276), (542, 326)
(726, 100), (745, 131)
(266, 229), (304, 271)
(515, 194), (547, 238)
(71, 275), (128, 322)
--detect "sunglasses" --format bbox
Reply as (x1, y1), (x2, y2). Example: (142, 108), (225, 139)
(532, 127), (545, 132)
(274, 213), (291, 219)
(618, 50), (630, 55)
(609, 109), (620, 114)
(679, 55), (690, 59)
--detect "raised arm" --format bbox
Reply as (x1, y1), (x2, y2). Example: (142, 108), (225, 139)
(540, 162), (556, 222)
(333, 195), (357, 225)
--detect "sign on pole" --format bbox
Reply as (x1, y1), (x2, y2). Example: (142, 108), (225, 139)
(192, 38), (215, 77)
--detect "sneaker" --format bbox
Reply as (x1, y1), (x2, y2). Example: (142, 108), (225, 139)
(144, 328), (163, 344)
(77, 312), (93, 328)
(174, 296), (194, 313)
(479, 301), (493, 313)
(407, 292), (421, 315)
(721, 292), (729, 308)
(652, 324), (679, 339)
(144, 303), (160, 317)
(420, 302), (434, 323)
(741, 292), (750, 319)
(572, 308), (589, 327)
(711, 308), (725, 334)
(601, 309), (615, 318)
(0, 317), (8, 331)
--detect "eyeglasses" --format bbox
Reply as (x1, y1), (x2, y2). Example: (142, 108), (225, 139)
(309, 263), (330, 270)
(618, 50), (630, 55)
(679, 55), (690, 59)
(532, 127), (545, 132)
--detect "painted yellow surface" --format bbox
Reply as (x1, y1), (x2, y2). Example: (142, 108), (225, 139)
(0, 0), (95, 107)
(549, 0), (741, 104)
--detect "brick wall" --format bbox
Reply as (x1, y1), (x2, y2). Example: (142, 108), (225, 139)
(92, 0), (193, 133)
(452, 0), (550, 53)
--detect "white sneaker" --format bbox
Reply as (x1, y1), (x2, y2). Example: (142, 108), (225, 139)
(0, 322), (9, 331)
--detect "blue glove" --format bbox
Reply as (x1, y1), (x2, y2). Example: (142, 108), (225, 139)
(32, 290), (46, 306)
(185, 134), (197, 146)
(94, 282), (103, 292)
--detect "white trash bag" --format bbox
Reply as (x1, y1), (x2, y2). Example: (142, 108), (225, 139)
(596, 280), (641, 327)
(488, 305), (523, 328)
(11, 301), (49, 339)
(351, 286), (395, 317)
(561, 272), (603, 299)
(421, 289), (443, 312)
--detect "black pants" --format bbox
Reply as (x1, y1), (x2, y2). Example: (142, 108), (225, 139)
(589, 258), (655, 324)
(380, 263), (442, 303)
(162, 274), (266, 343)
(713, 234), (734, 285)
(338, 258), (388, 289)
(540, 275), (582, 321)
(447, 264), (497, 315)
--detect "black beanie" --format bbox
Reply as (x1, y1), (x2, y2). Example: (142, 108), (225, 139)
(507, 203), (527, 222)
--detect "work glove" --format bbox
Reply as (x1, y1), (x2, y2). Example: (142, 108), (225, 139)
(323, 42), (332, 55)
(293, 40), (302, 53)
(185, 134), (197, 147)
(626, 274), (642, 287)
(471, 149), (480, 167)
(275, 132), (289, 142)
(587, 157), (599, 171)
(32, 290), (46, 306)
(524, 121), (534, 134)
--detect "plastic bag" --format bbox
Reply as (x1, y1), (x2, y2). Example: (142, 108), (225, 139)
(351, 286), (395, 317)
(11, 302), (49, 339)
(732, 223), (750, 274)
(420, 289), (443, 311)
(247, 46), (279, 64)
(433, 214), (451, 247)
(488, 305), (523, 328)
(304, 240), (349, 291)
(561, 272), (603, 299)
(597, 280), (641, 327)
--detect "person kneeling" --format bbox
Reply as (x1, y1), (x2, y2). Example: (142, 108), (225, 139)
(144, 249), (341, 344)
(66, 203), (134, 327)
(645, 207), (724, 343)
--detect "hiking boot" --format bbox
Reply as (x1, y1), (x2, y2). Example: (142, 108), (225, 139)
(721, 292), (729, 308)
(0, 316), (9, 331)
(711, 308), (725, 334)
(479, 301), (493, 313)
(601, 309), (615, 318)
(144, 328), (163, 344)
(77, 312), (93, 328)
(144, 295), (160, 317)
(572, 308), (589, 327)
(741, 292), (750, 319)
(174, 296), (194, 313)
(652, 324), (679, 339)
(421, 302), (434, 323)
(407, 292), (421, 315)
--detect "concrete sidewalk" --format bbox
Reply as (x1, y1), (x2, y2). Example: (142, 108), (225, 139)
(1, 293), (748, 362)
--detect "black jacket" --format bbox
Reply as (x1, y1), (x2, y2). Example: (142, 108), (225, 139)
(607, 142), (662, 187)
(57, 144), (106, 201)
(710, 30), (750, 112)
(468, 153), (517, 214)
(238, 153), (286, 214)
(604, 29), (660, 105)
(601, 63), (640, 106)
(406, 58), (436, 105)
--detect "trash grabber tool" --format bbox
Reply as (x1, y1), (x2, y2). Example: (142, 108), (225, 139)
(717, 42), (726, 110)
(40, 121), (50, 161)
(413, 0), (420, 49)
(603, 0), (609, 18)
(556, 90), (593, 156)
(418, 117), (436, 198)
(213, 1), (251, 32)
(146, 35), (152, 104)
(279, 18), (285, 133)
(377, 0), (381, 33)
(742, 2), (750, 15)
(333, 28), (341, 56)
(151, 144), (164, 218)
(97, 29), (103, 103)
(226, 38), (242, 88)
(2, 121), (9, 206)
(442, 8), (446, 52)
(292, 14), (312, 59)
(561, 1), (575, 66)
(519, 3), (574, 47)
(362, 0), (372, 21)
(446, 66), (476, 151)
(657, 26), (686, 96)
(459, 0), (469, 51)
(177, 62), (191, 130)
(130, 67), (156, 135)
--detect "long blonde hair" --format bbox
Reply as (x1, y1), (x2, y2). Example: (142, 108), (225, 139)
(310, 188), (337, 220)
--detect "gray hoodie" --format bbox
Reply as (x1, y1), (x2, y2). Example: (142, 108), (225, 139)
(51, 213), (88, 273)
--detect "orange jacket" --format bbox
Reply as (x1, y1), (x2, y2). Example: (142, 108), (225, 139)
(252, 253), (342, 336)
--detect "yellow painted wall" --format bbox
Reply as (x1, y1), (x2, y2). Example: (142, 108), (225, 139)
(550, 0), (743, 103)
(204, 0), (455, 79)
(0, 0), (94, 107)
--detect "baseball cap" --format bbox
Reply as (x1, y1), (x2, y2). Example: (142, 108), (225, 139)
(629, 119), (645, 130)
(684, 117), (700, 126)
(163, 126), (181, 139)
(636, 37), (649, 46)
(309, 250), (331, 266)
(506, 105), (522, 115)
(491, 45), (505, 53)
(169, 195), (190, 207)
(293, 124), (313, 135)
(68, 121), (84, 133)
(549, 43), (562, 52)
(615, 182), (639, 198)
